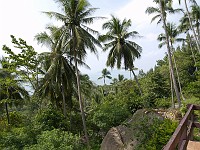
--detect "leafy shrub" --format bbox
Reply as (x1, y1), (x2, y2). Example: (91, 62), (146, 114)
(90, 94), (131, 131)
(24, 129), (82, 150)
(139, 93), (157, 108)
(180, 97), (200, 116)
(34, 107), (68, 131)
(0, 127), (36, 150)
(155, 98), (171, 109)
(145, 119), (178, 150)
(130, 110), (178, 150)
(9, 111), (26, 127)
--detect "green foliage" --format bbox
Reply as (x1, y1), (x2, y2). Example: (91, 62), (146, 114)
(24, 129), (82, 150)
(34, 107), (68, 131)
(130, 110), (178, 150)
(8, 111), (26, 127)
(140, 70), (170, 108)
(186, 80), (200, 99)
(2, 35), (40, 90)
(180, 97), (200, 116)
(144, 119), (178, 150)
(155, 98), (171, 109)
(90, 94), (131, 131)
(0, 127), (36, 150)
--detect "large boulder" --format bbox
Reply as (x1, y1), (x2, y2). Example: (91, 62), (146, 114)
(100, 109), (164, 150)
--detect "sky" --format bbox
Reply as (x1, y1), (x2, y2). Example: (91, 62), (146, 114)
(0, 0), (196, 85)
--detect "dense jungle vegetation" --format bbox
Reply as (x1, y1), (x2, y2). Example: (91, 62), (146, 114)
(0, 0), (200, 149)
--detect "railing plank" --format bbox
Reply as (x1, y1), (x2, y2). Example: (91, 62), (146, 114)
(163, 104), (194, 150)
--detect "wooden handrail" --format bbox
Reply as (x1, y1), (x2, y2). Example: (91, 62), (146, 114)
(163, 104), (200, 150)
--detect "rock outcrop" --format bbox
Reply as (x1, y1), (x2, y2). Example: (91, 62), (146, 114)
(100, 109), (164, 150)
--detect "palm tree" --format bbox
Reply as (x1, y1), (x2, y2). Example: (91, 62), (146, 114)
(118, 74), (125, 82)
(183, 0), (200, 52)
(146, 0), (181, 108)
(191, 5), (200, 42)
(98, 68), (112, 85)
(179, 13), (198, 65)
(128, 66), (143, 95)
(157, 22), (185, 101)
(145, 1), (183, 24)
(35, 25), (75, 118)
(0, 57), (29, 124)
(80, 74), (95, 110)
(99, 15), (142, 70)
(43, 0), (102, 146)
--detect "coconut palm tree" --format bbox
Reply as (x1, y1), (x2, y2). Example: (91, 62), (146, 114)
(35, 25), (75, 118)
(98, 68), (112, 85)
(146, 0), (181, 107)
(118, 74), (125, 82)
(128, 65), (143, 95)
(179, 13), (198, 65)
(145, 1), (183, 24)
(43, 0), (102, 146)
(191, 5), (200, 41)
(0, 57), (29, 124)
(181, 0), (200, 52)
(99, 15), (142, 70)
(157, 22), (186, 101)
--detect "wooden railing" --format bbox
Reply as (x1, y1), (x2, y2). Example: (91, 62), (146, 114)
(163, 104), (200, 150)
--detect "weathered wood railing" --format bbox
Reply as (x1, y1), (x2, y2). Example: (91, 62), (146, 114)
(163, 104), (200, 150)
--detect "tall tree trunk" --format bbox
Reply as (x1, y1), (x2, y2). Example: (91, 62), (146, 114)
(72, 27), (90, 148)
(159, 0), (181, 108)
(61, 78), (66, 118)
(170, 42), (185, 101)
(131, 70), (143, 95)
(169, 66), (175, 108)
(197, 24), (200, 42)
(74, 55), (89, 148)
(172, 54), (185, 101)
(70, 107), (72, 132)
(187, 33), (197, 66)
(5, 102), (10, 124)
(184, 0), (200, 53)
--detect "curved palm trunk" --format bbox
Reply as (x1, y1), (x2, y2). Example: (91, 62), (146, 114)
(172, 54), (185, 101)
(169, 70), (175, 108)
(187, 33), (197, 66)
(184, 0), (200, 53)
(159, 0), (181, 108)
(131, 70), (142, 95)
(74, 55), (89, 147)
(72, 28), (89, 148)
(170, 43), (185, 101)
(61, 78), (66, 118)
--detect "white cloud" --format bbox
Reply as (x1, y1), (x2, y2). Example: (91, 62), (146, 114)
(116, 0), (156, 24)
(0, 0), (179, 84)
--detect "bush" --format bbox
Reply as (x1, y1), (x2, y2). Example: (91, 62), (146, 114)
(0, 127), (36, 149)
(90, 94), (131, 132)
(9, 111), (26, 127)
(34, 107), (69, 131)
(145, 119), (178, 150)
(155, 98), (171, 109)
(24, 129), (82, 150)
(130, 111), (178, 150)
(180, 97), (200, 116)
